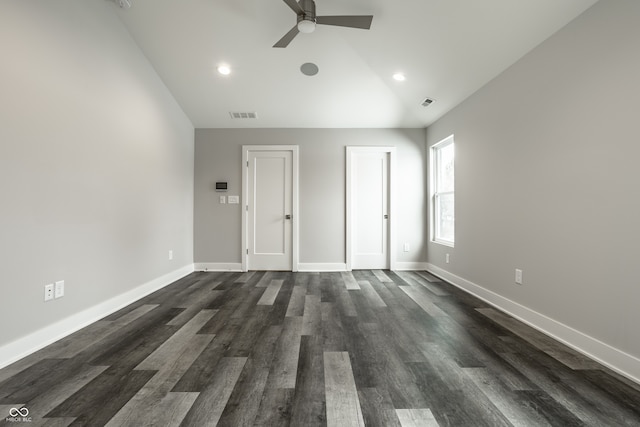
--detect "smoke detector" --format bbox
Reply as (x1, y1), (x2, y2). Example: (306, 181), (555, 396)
(118, 0), (132, 9)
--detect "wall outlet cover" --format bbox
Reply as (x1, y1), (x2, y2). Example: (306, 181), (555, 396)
(44, 284), (54, 302)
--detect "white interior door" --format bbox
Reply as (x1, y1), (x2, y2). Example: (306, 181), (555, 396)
(247, 150), (293, 270)
(351, 150), (390, 269)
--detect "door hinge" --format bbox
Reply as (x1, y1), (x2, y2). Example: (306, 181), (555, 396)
(246, 249), (249, 255)
(247, 161), (249, 167)
(246, 205), (249, 211)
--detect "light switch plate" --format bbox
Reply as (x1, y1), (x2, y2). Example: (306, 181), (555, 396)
(228, 195), (240, 204)
(219, 196), (226, 204)
(515, 269), (523, 285)
(54, 280), (65, 298)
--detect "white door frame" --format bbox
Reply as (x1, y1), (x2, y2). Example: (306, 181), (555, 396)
(346, 146), (397, 271)
(242, 145), (299, 272)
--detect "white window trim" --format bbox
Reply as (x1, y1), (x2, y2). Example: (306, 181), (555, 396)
(430, 135), (455, 247)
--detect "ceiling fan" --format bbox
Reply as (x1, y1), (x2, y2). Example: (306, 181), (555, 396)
(274, 0), (373, 48)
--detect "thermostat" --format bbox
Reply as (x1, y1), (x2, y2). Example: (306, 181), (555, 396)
(215, 182), (228, 192)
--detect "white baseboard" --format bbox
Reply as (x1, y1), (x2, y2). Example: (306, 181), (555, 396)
(194, 263), (243, 272)
(0, 264), (195, 370)
(191, 262), (427, 273)
(426, 263), (640, 385)
(298, 263), (347, 272)
(295, 261), (428, 272)
(394, 262), (430, 271)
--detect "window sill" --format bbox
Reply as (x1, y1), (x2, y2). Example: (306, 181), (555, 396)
(432, 239), (454, 248)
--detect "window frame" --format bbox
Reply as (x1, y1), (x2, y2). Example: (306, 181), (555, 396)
(430, 135), (455, 247)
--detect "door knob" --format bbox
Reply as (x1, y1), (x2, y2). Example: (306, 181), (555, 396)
(285, 214), (292, 220)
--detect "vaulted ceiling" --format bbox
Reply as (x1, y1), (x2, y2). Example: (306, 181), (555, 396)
(113, 0), (598, 128)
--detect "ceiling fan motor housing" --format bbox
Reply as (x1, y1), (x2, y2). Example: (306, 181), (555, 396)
(274, 0), (373, 47)
(298, 0), (316, 22)
(296, 0), (316, 32)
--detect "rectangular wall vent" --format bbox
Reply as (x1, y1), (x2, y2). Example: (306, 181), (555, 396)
(229, 112), (258, 119)
(421, 98), (435, 107)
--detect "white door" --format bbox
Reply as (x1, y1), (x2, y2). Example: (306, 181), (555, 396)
(351, 150), (390, 269)
(247, 150), (293, 270)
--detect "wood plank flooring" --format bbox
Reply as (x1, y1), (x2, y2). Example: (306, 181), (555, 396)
(1, 270), (640, 426)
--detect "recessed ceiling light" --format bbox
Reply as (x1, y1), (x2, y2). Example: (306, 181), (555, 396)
(217, 65), (231, 75)
(393, 72), (406, 82)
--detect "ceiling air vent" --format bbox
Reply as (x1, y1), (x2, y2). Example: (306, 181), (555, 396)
(421, 98), (435, 107)
(229, 112), (258, 119)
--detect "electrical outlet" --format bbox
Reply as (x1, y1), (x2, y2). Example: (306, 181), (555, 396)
(446, 253), (450, 264)
(44, 284), (54, 302)
(403, 243), (410, 252)
(169, 250), (173, 261)
(54, 280), (65, 299)
(515, 269), (523, 285)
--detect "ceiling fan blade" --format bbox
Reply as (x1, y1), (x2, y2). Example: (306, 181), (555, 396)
(282, 0), (303, 15)
(273, 25), (300, 48)
(316, 15), (373, 30)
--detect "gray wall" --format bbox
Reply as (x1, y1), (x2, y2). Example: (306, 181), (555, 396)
(194, 128), (426, 266)
(0, 1), (194, 346)
(426, 0), (640, 360)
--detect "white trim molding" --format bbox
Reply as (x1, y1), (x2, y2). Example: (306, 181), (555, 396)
(0, 264), (195, 370)
(426, 263), (640, 385)
(194, 263), (243, 272)
(298, 263), (348, 272)
(394, 262), (430, 271)
(429, 134), (455, 247)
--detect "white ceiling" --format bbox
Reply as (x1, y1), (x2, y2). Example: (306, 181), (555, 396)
(113, 0), (598, 129)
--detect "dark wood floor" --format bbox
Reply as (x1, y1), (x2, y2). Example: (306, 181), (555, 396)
(2, 270), (640, 426)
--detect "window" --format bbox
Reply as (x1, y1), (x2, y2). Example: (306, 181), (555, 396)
(431, 136), (454, 246)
